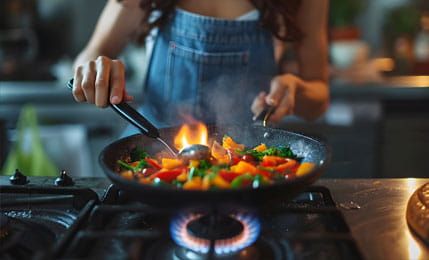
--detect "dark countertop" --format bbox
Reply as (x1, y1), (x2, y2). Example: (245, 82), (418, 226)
(317, 178), (429, 260)
(1, 176), (428, 260)
(1, 76), (429, 105)
(0, 80), (144, 105)
(330, 76), (429, 100)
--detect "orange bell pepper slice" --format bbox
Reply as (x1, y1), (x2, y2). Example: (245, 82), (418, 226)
(230, 161), (259, 175)
(222, 136), (245, 151)
(252, 143), (267, 152)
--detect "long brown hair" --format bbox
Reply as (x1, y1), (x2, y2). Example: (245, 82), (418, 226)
(130, 0), (302, 44)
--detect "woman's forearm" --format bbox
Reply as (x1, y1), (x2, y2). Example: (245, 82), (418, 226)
(293, 77), (329, 121)
(73, 0), (144, 69)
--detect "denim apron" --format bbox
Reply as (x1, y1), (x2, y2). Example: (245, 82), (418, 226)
(122, 8), (276, 136)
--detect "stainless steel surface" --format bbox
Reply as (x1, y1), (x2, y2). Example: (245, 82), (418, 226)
(178, 144), (210, 160)
(316, 178), (429, 260)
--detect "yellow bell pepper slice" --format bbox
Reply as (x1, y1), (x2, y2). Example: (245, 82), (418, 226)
(212, 175), (230, 189)
(121, 170), (134, 180)
(188, 160), (200, 168)
(296, 162), (316, 177)
(202, 175), (211, 190)
(161, 158), (185, 169)
(183, 176), (203, 190)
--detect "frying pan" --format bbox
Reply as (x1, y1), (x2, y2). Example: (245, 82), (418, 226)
(99, 124), (331, 209)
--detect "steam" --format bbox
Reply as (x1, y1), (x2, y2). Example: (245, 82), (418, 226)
(177, 74), (259, 126)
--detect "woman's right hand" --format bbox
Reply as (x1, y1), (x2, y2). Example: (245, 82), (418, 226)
(72, 56), (134, 107)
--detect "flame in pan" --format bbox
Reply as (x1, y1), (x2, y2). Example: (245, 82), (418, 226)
(174, 122), (208, 151)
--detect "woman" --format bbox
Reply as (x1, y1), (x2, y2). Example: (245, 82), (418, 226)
(72, 0), (329, 134)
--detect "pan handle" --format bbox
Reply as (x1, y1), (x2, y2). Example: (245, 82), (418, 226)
(66, 78), (160, 138)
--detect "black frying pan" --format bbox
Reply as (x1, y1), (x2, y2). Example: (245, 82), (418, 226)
(99, 124), (331, 209)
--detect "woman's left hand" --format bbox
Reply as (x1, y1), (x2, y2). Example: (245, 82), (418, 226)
(251, 74), (300, 124)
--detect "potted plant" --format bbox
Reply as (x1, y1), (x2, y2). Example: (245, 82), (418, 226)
(329, 0), (366, 41)
(383, 5), (420, 74)
(328, 0), (368, 68)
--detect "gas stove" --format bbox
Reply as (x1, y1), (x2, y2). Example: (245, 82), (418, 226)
(0, 170), (364, 260)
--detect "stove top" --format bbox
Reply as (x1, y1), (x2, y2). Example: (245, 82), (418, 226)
(0, 171), (363, 260)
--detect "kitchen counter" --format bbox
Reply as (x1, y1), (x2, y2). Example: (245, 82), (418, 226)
(1, 176), (428, 260)
(330, 76), (429, 100)
(317, 178), (429, 260)
(1, 76), (429, 105)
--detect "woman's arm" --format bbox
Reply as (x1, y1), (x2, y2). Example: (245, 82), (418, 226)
(72, 0), (144, 107)
(252, 0), (329, 122)
(292, 0), (329, 120)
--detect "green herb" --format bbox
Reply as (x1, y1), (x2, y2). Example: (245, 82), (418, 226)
(230, 174), (254, 189)
(188, 167), (206, 179)
(207, 164), (227, 174)
(130, 147), (150, 161)
(277, 147), (300, 160)
(172, 179), (183, 188)
(118, 160), (137, 171)
(198, 159), (212, 171)
(236, 146), (300, 161)
(137, 159), (151, 169)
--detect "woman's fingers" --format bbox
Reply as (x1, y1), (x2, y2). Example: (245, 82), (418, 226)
(95, 56), (112, 107)
(72, 56), (130, 106)
(265, 74), (298, 123)
(109, 60), (126, 104)
(72, 66), (85, 102)
(251, 91), (267, 119)
(81, 60), (97, 104)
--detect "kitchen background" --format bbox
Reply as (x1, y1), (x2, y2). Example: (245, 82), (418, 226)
(0, 0), (428, 178)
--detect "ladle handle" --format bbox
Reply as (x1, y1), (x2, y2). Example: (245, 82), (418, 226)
(67, 78), (160, 138)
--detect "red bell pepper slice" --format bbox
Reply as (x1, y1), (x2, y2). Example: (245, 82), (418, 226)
(145, 158), (162, 169)
(260, 155), (288, 167)
(150, 169), (184, 182)
(275, 159), (298, 173)
(256, 167), (273, 178)
(218, 170), (241, 183)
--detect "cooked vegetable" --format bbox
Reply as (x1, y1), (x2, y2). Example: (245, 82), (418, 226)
(118, 135), (313, 189)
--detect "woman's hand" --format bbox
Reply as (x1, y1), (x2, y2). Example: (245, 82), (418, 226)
(72, 56), (133, 107)
(251, 74), (300, 124)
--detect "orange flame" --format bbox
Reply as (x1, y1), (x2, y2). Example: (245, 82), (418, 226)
(174, 122), (209, 151)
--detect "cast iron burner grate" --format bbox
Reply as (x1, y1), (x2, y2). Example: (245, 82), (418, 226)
(0, 185), (98, 260)
(51, 185), (363, 260)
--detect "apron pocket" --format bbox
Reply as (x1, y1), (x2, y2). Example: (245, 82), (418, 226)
(166, 41), (249, 122)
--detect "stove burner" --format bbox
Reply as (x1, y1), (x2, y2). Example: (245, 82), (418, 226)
(0, 213), (56, 259)
(0, 214), (9, 240)
(187, 215), (244, 240)
(170, 212), (261, 255)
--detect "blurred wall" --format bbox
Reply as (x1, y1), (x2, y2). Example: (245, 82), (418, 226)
(36, 0), (105, 60)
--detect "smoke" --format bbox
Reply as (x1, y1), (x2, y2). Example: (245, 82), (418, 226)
(190, 74), (258, 126)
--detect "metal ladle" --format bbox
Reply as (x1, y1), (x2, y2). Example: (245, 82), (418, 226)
(66, 79), (209, 160)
